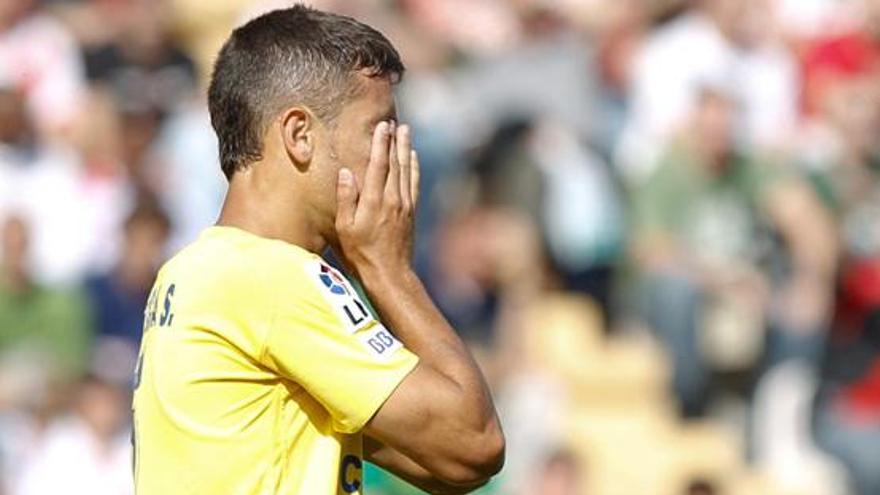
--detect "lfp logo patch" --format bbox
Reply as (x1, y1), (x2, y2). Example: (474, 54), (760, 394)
(319, 264), (350, 296)
(310, 259), (373, 333)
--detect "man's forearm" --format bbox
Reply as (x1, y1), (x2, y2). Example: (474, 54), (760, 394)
(360, 266), (496, 425)
(365, 436), (488, 495)
(336, 121), (504, 484)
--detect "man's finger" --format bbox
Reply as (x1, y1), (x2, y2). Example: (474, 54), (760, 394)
(397, 124), (412, 207)
(336, 167), (358, 227)
(362, 121), (391, 207)
(410, 150), (420, 208)
(384, 121), (401, 204)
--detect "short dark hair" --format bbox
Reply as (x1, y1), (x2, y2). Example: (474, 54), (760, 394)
(208, 5), (405, 179)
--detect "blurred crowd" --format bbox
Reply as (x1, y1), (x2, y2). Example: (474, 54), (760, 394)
(0, 0), (879, 494)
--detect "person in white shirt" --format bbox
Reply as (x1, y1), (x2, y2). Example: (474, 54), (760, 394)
(12, 376), (132, 495)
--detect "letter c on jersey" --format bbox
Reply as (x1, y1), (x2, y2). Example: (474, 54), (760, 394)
(340, 455), (362, 493)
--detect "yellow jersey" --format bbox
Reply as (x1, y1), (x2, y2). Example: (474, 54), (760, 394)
(132, 226), (419, 495)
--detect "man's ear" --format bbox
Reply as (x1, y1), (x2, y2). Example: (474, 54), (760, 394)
(280, 107), (313, 168)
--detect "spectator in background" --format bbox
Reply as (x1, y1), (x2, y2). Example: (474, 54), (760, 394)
(0, 215), (91, 377)
(55, 0), (202, 226)
(0, 87), (32, 152)
(0, 87), (68, 488)
(814, 304), (880, 495)
(13, 375), (132, 495)
(74, 0), (199, 207)
(631, 88), (836, 416)
(82, 0), (196, 118)
(432, 202), (548, 348)
(801, 30), (880, 489)
(445, 118), (625, 327)
(798, 57), (880, 347)
(0, 356), (64, 495)
(529, 119), (624, 326)
(116, 107), (164, 196)
(0, 87), (32, 222)
(85, 202), (170, 351)
(2, 87), (130, 285)
(799, 0), (880, 119)
(793, 0), (880, 344)
(618, 0), (799, 182)
(0, 0), (86, 139)
(459, 2), (601, 145)
(593, 0), (648, 158)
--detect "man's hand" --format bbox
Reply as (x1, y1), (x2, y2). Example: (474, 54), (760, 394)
(332, 123), (504, 487)
(335, 121), (420, 277)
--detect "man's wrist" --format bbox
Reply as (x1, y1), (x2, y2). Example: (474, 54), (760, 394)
(358, 262), (420, 295)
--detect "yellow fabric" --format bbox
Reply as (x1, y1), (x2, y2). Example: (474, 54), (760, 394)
(133, 226), (418, 495)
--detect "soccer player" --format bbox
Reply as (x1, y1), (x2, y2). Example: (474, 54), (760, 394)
(132, 5), (505, 495)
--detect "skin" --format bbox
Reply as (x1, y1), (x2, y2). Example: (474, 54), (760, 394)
(217, 71), (505, 492)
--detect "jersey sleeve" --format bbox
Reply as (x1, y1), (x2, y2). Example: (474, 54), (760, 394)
(261, 255), (419, 434)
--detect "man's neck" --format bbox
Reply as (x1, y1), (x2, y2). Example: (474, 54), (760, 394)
(216, 171), (328, 254)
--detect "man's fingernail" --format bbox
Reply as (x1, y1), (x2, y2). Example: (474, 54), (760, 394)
(339, 168), (353, 185)
(377, 121), (388, 135)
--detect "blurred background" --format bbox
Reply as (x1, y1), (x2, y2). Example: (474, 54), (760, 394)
(0, 0), (879, 494)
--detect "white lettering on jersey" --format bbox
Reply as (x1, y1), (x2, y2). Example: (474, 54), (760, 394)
(357, 324), (404, 361)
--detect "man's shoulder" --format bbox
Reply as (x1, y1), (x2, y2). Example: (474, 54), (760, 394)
(161, 227), (313, 280)
(156, 228), (358, 319)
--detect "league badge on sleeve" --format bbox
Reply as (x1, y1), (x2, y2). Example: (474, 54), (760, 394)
(318, 264), (350, 296)
(310, 260), (374, 333)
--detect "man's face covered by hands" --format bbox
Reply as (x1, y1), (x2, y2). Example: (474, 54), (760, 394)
(307, 72), (399, 231)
